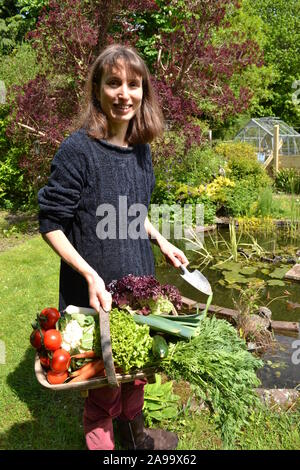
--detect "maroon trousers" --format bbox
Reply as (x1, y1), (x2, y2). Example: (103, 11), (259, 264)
(83, 378), (147, 450)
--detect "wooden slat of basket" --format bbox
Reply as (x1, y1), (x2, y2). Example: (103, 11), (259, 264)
(99, 306), (118, 387)
(34, 354), (156, 391)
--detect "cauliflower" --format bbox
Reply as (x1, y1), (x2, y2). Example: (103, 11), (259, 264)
(61, 319), (83, 353)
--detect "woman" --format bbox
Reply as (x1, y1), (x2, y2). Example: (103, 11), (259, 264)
(38, 44), (188, 450)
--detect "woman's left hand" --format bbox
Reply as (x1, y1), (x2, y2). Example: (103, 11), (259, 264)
(159, 239), (189, 268)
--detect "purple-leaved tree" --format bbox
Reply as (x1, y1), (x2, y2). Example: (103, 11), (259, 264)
(9, 0), (263, 188)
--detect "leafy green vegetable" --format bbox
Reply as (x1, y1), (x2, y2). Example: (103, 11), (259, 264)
(58, 309), (154, 373)
(107, 274), (182, 315)
(141, 296), (175, 315)
(161, 316), (263, 448)
(109, 308), (153, 373)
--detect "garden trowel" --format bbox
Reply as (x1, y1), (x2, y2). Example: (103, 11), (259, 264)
(179, 264), (212, 296)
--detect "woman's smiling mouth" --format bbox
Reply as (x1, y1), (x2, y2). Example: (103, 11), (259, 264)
(113, 104), (132, 110)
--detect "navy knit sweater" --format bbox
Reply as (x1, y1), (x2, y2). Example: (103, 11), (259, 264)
(38, 128), (156, 310)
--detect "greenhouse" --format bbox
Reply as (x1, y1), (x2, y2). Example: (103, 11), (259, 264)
(234, 117), (300, 162)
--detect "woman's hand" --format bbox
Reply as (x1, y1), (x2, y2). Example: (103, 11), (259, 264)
(159, 239), (189, 268)
(86, 272), (112, 312)
(144, 217), (189, 268)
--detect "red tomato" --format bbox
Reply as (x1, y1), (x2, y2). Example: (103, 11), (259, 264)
(47, 370), (69, 385)
(30, 329), (45, 349)
(50, 348), (71, 372)
(39, 307), (60, 330)
(39, 355), (50, 369)
(44, 329), (62, 351)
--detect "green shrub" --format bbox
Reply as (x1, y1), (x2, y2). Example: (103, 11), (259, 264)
(198, 194), (216, 225)
(151, 130), (186, 183)
(215, 141), (271, 187)
(0, 108), (34, 210)
(175, 145), (226, 185)
(0, 42), (42, 92)
(151, 180), (177, 206)
(0, 42), (45, 210)
(223, 179), (258, 217)
(151, 180), (216, 225)
(152, 131), (225, 187)
(254, 187), (273, 217)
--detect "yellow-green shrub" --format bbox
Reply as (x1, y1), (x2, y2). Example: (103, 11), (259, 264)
(215, 142), (271, 187)
(215, 142), (257, 161)
(199, 176), (235, 204)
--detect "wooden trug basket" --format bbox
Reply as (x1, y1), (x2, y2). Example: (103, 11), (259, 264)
(34, 306), (156, 392)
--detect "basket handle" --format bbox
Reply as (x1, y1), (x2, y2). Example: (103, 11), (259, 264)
(99, 307), (119, 388)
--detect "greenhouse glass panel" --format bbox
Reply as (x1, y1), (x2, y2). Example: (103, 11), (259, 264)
(235, 117), (300, 157)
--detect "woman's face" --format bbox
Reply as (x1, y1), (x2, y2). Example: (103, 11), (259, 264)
(99, 60), (143, 126)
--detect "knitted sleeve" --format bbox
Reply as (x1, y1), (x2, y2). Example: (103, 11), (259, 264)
(38, 140), (86, 233)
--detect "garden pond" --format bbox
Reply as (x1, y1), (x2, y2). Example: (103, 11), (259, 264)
(154, 225), (300, 390)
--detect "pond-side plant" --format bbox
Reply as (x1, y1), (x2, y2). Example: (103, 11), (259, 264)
(214, 222), (266, 266)
(222, 179), (258, 217)
(185, 222), (267, 270)
(182, 228), (214, 270)
(232, 280), (274, 352)
(229, 219), (238, 262)
(237, 216), (274, 235)
(255, 187), (274, 218)
(232, 280), (265, 317)
(288, 194), (300, 239)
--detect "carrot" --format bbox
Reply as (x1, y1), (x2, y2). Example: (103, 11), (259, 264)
(68, 360), (105, 383)
(95, 368), (106, 377)
(70, 360), (103, 377)
(71, 351), (96, 359)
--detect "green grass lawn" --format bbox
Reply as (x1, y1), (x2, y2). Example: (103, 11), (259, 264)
(0, 235), (299, 450)
(0, 235), (86, 450)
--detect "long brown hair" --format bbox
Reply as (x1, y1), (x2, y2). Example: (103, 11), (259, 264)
(72, 44), (165, 145)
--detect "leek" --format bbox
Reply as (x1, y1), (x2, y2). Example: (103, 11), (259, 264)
(133, 313), (198, 339)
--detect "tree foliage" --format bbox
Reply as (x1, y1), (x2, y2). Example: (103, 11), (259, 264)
(0, 0), (48, 53)
(247, 0), (300, 127)
(6, 0), (265, 191)
(147, 1), (263, 143)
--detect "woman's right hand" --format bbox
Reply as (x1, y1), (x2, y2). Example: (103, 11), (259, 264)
(86, 272), (112, 312)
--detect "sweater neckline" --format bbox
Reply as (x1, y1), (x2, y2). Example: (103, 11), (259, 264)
(98, 139), (134, 154)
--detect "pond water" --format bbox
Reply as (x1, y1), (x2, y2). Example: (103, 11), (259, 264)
(154, 226), (300, 389)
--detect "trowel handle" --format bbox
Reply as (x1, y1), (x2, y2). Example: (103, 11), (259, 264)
(179, 264), (188, 275)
